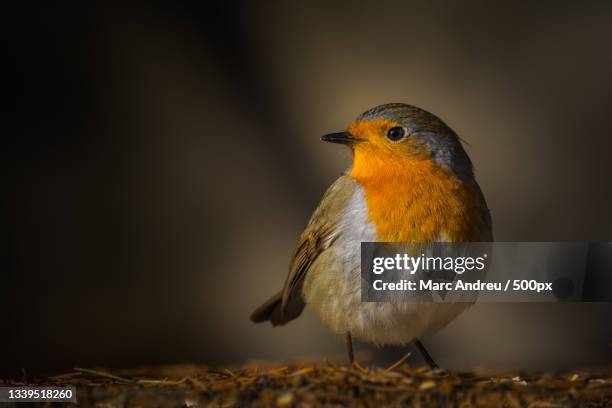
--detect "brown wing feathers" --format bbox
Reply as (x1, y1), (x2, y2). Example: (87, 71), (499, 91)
(249, 227), (334, 326)
(249, 176), (355, 327)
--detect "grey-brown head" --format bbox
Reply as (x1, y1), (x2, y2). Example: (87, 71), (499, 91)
(322, 103), (474, 181)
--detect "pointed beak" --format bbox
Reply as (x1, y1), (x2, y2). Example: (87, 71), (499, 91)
(320, 132), (362, 145)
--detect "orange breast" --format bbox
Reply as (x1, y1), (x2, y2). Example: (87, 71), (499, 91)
(350, 155), (486, 243)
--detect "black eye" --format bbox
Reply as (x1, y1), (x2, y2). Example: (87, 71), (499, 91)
(386, 126), (405, 141)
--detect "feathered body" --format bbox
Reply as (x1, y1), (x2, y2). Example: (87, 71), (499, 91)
(251, 103), (492, 348)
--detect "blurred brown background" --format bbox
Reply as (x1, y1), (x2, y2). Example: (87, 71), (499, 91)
(6, 1), (612, 377)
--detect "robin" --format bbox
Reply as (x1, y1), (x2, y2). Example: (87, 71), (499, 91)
(250, 103), (492, 368)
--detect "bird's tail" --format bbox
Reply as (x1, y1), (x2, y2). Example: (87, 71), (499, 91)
(250, 291), (283, 325)
(250, 290), (304, 326)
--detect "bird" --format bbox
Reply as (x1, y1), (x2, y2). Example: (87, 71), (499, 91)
(250, 103), (492, 368)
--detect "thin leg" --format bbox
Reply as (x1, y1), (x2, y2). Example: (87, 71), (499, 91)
(414, 339), (439, 370)
(345, 332), (354, 364)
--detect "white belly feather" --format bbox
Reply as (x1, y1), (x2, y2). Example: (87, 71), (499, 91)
(302, 184), (470, 345)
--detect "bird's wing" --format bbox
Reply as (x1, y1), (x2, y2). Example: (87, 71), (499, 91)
(280, 224), (337, 317)
(280, 175), (357, 318)
(250, 175), (357, 326)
